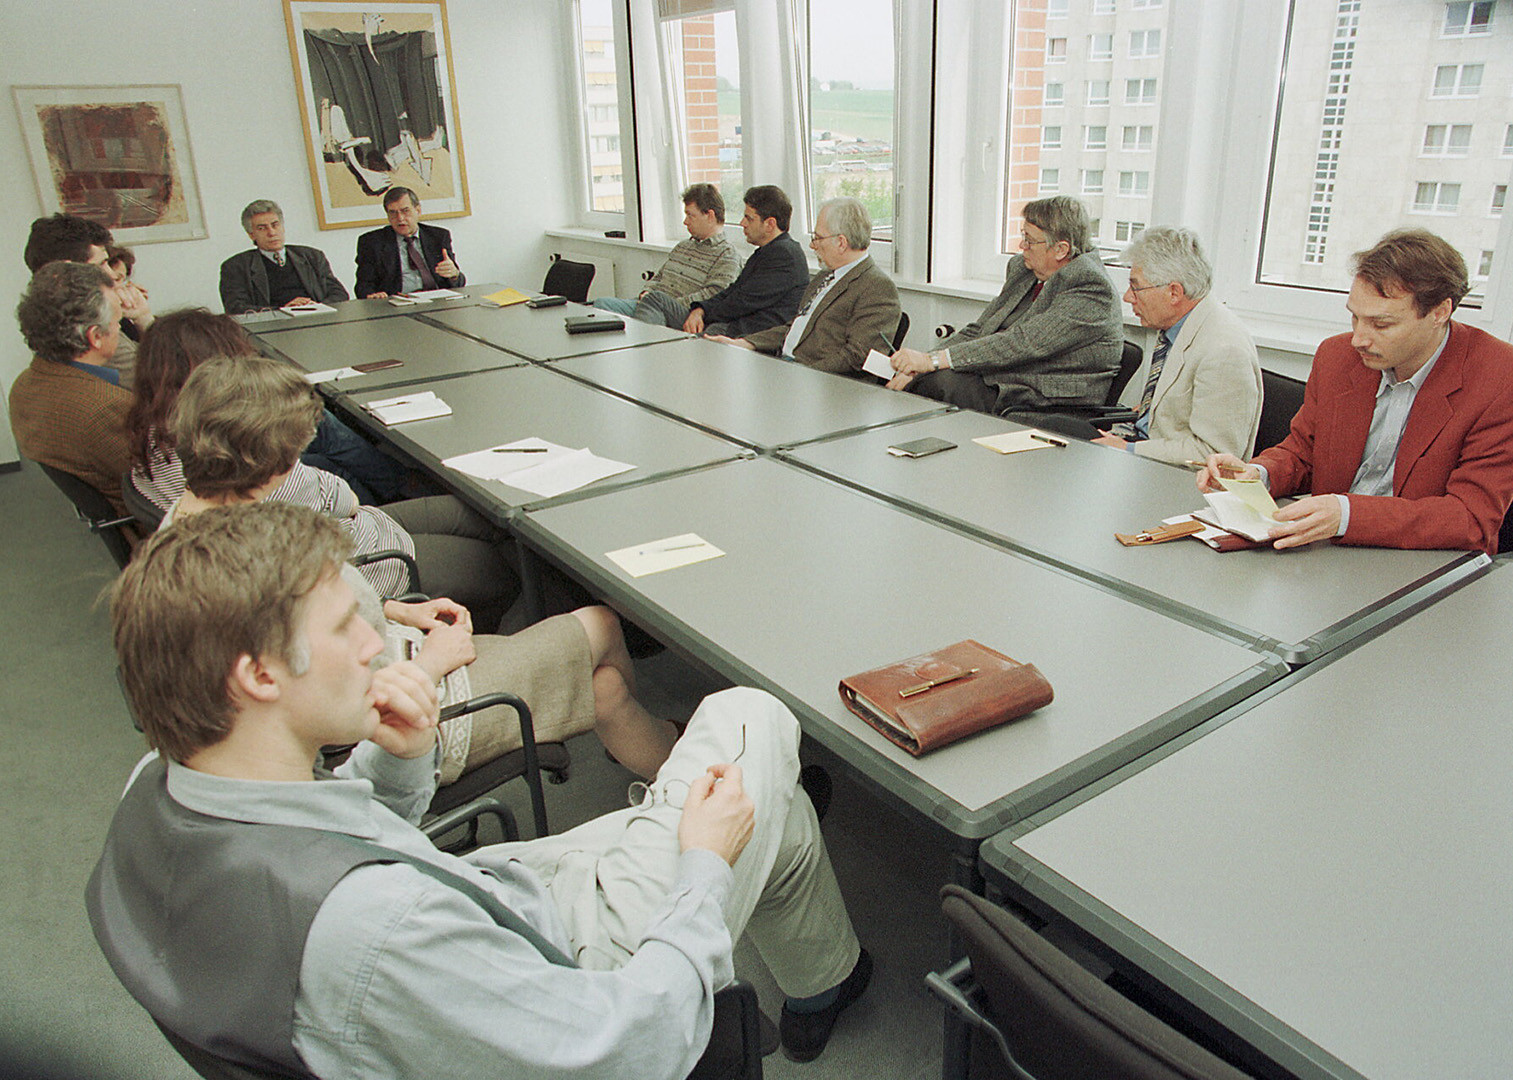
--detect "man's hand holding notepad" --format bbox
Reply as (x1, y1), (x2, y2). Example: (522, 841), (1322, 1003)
(1198, 476), (1281, 542)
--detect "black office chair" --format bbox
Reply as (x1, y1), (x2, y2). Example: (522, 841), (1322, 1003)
(36, 462), (138, 570)
(1254, 369), (1305, 454)
(892, 311), (911, 352)
(1000, 340), (1143, 436)
(542, 255), (596, 303)
(929, 886), (1251, 1080)
(120, 471), (166, 532)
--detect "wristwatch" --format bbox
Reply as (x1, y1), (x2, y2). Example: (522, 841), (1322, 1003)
(929, 351), (942, 371)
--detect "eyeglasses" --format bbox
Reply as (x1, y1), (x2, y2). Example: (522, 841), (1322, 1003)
(809, 232), (841, 244)
(1126, 280), (1168, 293)
(628, 724), (746, 811)
(1019, 233), (1051, 248)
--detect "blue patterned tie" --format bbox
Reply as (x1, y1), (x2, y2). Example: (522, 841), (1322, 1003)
(1137, 330), (1171, 418)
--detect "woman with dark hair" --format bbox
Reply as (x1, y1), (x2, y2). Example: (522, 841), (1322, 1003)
(126, 308), (521, 626)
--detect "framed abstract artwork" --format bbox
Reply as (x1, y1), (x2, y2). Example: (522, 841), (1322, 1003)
(12, 84), (208, 245)
(284, 0), (471, 229)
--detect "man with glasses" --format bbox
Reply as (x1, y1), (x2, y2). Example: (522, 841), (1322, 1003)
(708, 197), (900, 376)
(1089, 226), (1260, 464)
(638, 185), (809, 338)
(887, 195), (1122, 416)
(89, 503), (871, 1077)
(355, 187), (464, 299)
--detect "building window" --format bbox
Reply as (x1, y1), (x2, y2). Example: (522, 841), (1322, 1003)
(1089, 33), (1113, 61)
(1132, 0), (1163, 7)
(1040, 168), (1060, 193)
(1118, 170), (1151, 197)
(809, 0), (897, 239)
(1129, 29), (1161, 59)
(1089, 217), (1102, 237)
(1087, 79), (1111, 106)
(1442, 1), (1493, 36)
(1082, 169), (1105, 194)
(576, 0), (624, 215)
(1048, 37), (1067, 63)
(1421, 124), (1472, 157)
(1124, 78), (1157, 105)
(1431, 63), (1484, 99)
(1503, 124), (1513, 156)
(1412, 181), (1461, 214)
(657, 7), (746, 218)
(1045, 81), (1065, 107)
(1092, 0), (1115, 13)
(1493, 185), (1507, 215)
(1122, 125), (1153, 151)
(1048, 0), (1069, 16)
(1115, 220), (1146, 242)
(1042, 125), (1063, 149)
(1478, 250), (1495, 277)
(1084, 125), (1107, 150)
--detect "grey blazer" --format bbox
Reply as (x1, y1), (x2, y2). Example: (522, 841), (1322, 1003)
(944, 250), (1123, 411)
(1132, 295), (1262, 465)
(743, 257), (901, 375)
(219, 246), (349, 314)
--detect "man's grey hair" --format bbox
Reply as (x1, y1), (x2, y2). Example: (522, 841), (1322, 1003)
(241, 200), (283, 233)
(1123, 226), (1212, 301)
(818, 197), (872, 251)
(1022, 196), (1094, 257)
(15, 261), (115, 364)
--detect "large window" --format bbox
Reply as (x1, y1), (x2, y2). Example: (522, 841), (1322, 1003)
(661, 8), (745, 216)
(575, 0), (624, 214)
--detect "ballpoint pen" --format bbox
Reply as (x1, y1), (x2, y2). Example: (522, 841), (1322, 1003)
(491, 446), (549, 453)
(636, 541), (704, 556)
(899, 668), (980, 698)
(876, 332), (895, 355)
(1029, 432), (1067, 447)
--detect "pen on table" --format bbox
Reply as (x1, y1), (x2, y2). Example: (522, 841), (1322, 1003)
(491, 446), (549, 453)
(1029, 432), (1067, 448)
(636, 541), (705, 556)
(899, 668), (981, 698)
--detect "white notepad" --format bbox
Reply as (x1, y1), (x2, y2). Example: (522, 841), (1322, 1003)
(365, 391), (453, 426)
(606, 534), (725, 577)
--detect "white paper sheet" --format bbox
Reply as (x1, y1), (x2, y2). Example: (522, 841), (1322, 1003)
(404, 288), (465, 301)
(972, 430), (1068, 454)
(442, 438), (634, 497)
(365, 391), (453, 426)
(282, 301), (338, 315)
(304, 367), (363, 384)
(862, 348), (895, 381)
(606, 533), (725, 577)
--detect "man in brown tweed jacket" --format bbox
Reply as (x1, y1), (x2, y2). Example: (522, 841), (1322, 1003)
(10, 261), (133, 512)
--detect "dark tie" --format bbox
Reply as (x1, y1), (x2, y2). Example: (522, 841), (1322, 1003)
(273, 251), (285, 268)
(795, 271), (835, 317)
(405, 235), (439, 290)
(1138, 330), (1171, 417)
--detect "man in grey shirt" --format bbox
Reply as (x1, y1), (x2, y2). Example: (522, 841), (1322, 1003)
(87, 504), (870, 1078)
(596, 183), (741, 322)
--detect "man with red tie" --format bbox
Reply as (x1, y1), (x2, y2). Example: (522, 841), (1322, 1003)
(354, 187), (465, 299)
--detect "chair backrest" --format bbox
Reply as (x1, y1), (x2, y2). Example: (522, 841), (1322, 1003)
(542, 257), (596, 303)
(36, 462), (135, 570)
(1255, 369), (1305, 454)
(1106, 340), (1145, 407)
(939, 885), (1251, 1080)
(892, 311), (911, 352)
(120, 471), (167, 531)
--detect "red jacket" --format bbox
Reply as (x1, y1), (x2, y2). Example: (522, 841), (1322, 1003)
(1255, 322), (1513, 554)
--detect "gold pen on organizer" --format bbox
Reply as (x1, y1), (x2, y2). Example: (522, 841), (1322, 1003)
(1029, 432), (1067, 448)
(1184, 460), (1245, 479)
(899, 667), (980, 698)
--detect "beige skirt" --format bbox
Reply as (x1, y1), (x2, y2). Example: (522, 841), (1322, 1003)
(437, 612), (596, 784)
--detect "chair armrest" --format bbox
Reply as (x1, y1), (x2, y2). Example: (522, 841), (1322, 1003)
(351, 547), (421, 595)
(925, 959), (1035, 1080)
(441, 691), (548, 838)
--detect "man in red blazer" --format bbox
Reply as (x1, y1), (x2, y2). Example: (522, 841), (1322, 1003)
(1198, 229), (1513, 554)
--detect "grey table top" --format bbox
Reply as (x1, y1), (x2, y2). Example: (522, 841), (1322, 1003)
(980, 559), (1513, 1080)
(236, 283), (495, 332)
(255, 314), (527, 395)
(553, 337), (949, 451)
(517, 457), (1284, 840)
(424, 300), (688, 361)
(784, 410), (1487, 662)
(343, 365), (744, 514)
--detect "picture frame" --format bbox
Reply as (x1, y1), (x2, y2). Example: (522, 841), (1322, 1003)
(283, 0), (471, 229)
(11, 84), (208, 245)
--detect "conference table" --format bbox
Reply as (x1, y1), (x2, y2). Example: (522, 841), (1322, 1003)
(553, 336), (949, 450)
(516, 456), (1285, 864)
(425, 298), (689, 362)
(256, 312), (529, 395)
(782, 409), (1489, 663)
(234, 283), (492, 332)
(978, 558), (1513, 1080)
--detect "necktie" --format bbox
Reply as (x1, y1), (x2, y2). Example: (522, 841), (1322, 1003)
(273, 251), (285, 268)
(796, 270), (835, 317)
(405, 236), (439, 290)
(1137, 330), (1171, 418)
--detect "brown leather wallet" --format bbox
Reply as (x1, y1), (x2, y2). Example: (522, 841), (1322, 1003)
(839, 640), (1053, 756)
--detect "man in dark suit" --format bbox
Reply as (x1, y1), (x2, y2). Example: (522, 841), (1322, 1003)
(638, 185), (809, 338)
(709, 197), (901, 376)
(354, 187), (465, 299)
(219, 200), (349, 314)
(1199, 229), (1513, 554)
(887, 195), (1122, 416)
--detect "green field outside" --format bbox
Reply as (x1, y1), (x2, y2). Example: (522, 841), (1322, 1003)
(716, 89), (894, 143)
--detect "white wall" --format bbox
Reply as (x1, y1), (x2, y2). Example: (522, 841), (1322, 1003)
(0, 0), (580, 464)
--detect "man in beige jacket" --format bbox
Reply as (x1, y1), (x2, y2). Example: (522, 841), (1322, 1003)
(1094, 226), (1261, 464)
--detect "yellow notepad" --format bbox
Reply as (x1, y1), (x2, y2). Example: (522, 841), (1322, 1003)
(483, 287), (531, 307)
(972, 430), (1068, 454)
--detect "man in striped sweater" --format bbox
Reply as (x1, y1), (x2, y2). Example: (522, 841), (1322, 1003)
(594, 183), (741, 324)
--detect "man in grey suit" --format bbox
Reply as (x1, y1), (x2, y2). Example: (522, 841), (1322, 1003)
(708, 197), (901, 376)
(887, 195), (1122, 415)
(1092, 226), (1261, 464)
(219, 200), (349, 314)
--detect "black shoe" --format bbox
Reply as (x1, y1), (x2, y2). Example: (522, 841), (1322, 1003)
(779, 948), (873, 1062)
(798, 764), (832, 824)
